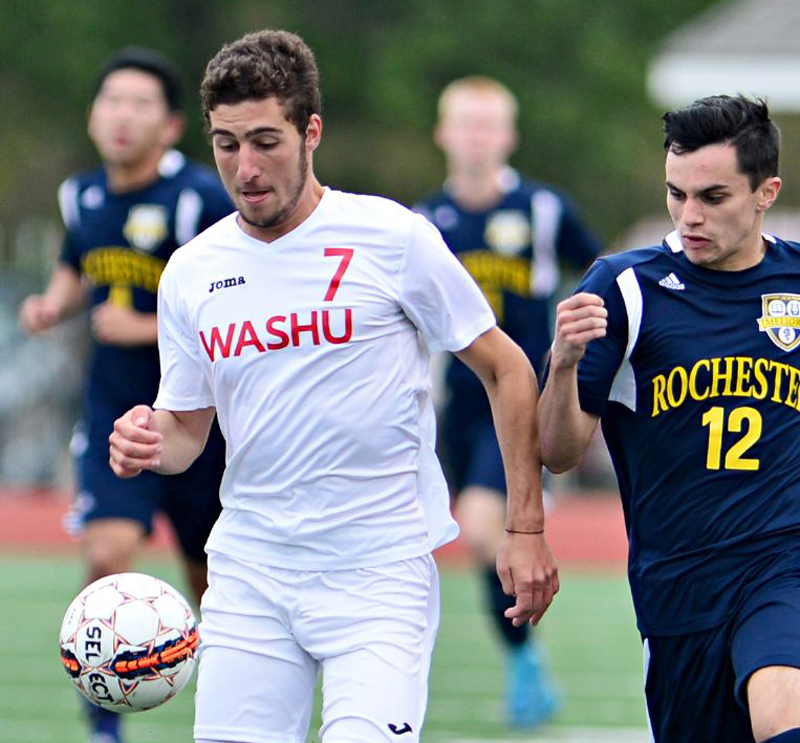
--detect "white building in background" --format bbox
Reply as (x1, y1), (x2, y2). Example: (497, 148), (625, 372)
(647, 0), (800, 112)
(619, 0), (800, 250)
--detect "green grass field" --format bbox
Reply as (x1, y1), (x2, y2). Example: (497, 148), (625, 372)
(0, 552), (647, 742)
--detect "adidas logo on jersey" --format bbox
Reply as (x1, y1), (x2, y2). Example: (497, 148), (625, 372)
(658, 272), (685, 291)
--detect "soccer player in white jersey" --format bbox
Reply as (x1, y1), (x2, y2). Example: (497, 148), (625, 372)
(108, 29), (558, 743)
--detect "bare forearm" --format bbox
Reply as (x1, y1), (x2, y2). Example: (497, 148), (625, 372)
(148, 409), (210, 474)
(538, 363), (597, 473)
(459, 328), (545, 530)
(486, 361), (544, 529)
(45, 265), (87, 321)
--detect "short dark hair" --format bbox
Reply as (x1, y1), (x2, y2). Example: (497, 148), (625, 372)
(662, 95), (779, 191)
(200, 29), (321, 135)
(93, 46), (182, 111)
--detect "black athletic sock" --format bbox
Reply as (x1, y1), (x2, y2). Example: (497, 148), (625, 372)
(484, 567), (529, 647)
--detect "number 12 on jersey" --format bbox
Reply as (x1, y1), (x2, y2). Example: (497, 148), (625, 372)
(701, 406), (761, 471)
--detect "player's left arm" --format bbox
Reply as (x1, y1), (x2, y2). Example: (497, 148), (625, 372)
(90, 304), (158, 347)
(455, 327), (559, 626)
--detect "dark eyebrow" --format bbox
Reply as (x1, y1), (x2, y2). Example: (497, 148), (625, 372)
(209, 126), (284, 139)
(665, 181), (730, 196)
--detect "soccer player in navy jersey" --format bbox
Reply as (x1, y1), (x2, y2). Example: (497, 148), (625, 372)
(538, 94), (800, 742)
(19, 47), (232, 743)
(416, 76), (601, 728)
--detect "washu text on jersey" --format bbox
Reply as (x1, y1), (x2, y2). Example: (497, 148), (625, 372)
(200, 309), (354, 360)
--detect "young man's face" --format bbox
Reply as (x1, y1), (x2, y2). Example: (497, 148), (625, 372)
(666, 143), (780, 271)
(209, 96), (321, 240)
(435, 89), (517, 175)
(88, 68), (180, 167)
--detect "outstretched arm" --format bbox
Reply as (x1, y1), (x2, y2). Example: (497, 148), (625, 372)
(109, 405), (216, 478)
(538, 292), (606, 473)
(455, 326), (559, 626)
(18, 264), (86, 334)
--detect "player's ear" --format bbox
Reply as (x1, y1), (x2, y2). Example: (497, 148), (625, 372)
(162, 111), (186, 148)
(756, 176), (781, 213)
(506, 125), (519, 158)
(305, 114), (322, 152)
(433, 121), (445, 151)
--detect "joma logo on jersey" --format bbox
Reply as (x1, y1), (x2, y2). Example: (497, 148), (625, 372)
(758, 293), (800, 352)
(200, 309), (353, 361)
(209, 276), (246, 293)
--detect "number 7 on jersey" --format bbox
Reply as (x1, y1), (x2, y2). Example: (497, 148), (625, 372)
(323, 247), (354, 301)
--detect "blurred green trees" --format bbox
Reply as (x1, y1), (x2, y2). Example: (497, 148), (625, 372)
(0, 0), (724, 254)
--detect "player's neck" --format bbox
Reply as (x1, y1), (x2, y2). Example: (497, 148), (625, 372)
(104, 150), (164, 194)
(447, 167), (505, 211)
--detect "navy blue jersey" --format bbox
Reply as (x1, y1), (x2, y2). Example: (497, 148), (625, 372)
(58, 150), (232, 437)
(574, 231), (800, 635)
(416, 168), (601, 410)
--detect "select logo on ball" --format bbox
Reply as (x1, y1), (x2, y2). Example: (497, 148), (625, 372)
(59, 572), (198, 713)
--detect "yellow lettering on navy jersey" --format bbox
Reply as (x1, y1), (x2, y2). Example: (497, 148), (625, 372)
(770, 360), (788, 403)
(651, 356), (800, 418)
(666, 366), (688, 409)
(710, 357), (735, 397)
(652, 374), (668, 416)
(733, 357), (753, 397)
(81, 247), (167, 293)
(460, 250), (531, 323)
(688, 358), (710, 401)
(752, 357), (770, 400)
(786, 365), (800, 410)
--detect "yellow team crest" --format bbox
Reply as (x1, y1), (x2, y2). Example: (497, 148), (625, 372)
(123, 205), (169, 252)
(484, 210), (531, 255)
(758, 293), (800, 351)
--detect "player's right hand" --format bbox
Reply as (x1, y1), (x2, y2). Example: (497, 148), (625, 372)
(18, 295), (59, 334)
(109, 405), (163, 478)
(550, 292), (607, 369)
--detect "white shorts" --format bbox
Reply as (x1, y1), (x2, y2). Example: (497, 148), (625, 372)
(194, 551), (440, 743)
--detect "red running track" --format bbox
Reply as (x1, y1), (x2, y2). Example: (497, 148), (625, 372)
(0, 488), (628, 570)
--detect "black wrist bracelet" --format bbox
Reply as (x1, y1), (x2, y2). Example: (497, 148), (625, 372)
(504, 527), (544, 535)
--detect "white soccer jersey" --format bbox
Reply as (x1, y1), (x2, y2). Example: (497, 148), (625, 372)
(154, 188), (496, 569)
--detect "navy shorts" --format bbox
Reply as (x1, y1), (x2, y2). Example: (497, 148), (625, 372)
(440, 400), (506, 496)
(67, 420), (225, 562)
(644, 571), (800, 743)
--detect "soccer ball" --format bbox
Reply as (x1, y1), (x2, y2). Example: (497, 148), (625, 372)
(59, 572), (198, 713)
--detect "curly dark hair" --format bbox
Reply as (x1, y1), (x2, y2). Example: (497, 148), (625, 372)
(200, 29), (321, 135)
(662, 95), (779, 191)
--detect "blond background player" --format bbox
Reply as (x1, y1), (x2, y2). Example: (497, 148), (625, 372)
(416, 76), (601, 727)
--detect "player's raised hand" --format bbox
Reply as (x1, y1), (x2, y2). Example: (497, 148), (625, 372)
(109, 405), (163, 478)
(551, 292), (607, 369)
(18, 294), (59, 334)
(497, 531), (560, 627)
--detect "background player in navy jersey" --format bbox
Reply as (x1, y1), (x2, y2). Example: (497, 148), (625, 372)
(539, 94), (800, 742)
(18, 47), (232, 743)
(416, 76), (601, 728)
